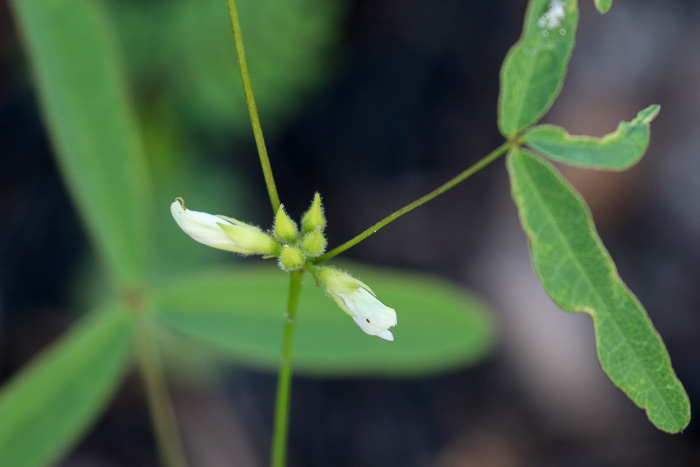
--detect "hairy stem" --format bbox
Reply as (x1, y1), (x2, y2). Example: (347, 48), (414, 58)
(136, 319), (188, 467)
(271, 270), (305, 467)
(315, 142), (510, 263)
(226, 0), (280, 213)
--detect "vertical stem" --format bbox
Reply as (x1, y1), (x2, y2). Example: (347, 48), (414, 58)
(271, 270), (305, 467)
(226, 0), (281, 213)
(136, 319), (188, 467)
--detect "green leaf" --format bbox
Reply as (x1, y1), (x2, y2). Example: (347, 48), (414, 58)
(498, 0), (578, 138)
(104, 0), (344, 137)
(507, 148), (690, 433)
(0, 307), (134, 467)
(595, 0), (612, 14)
(11, 0), (150, 290)
(524, 105), (659, 170)
(151, 265), (496, 377)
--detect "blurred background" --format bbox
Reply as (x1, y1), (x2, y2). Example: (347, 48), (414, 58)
(1, 0), (699, 465)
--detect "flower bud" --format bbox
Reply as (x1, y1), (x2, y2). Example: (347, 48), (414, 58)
(279, 245), (305, 271)
(301, 228), (327, 258)
(171, 199), (277, 255)
(301, 192), (326, 234)
(318, 267), (397, 341)
(274, 205), (298, 244)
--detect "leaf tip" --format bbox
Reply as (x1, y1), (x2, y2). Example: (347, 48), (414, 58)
(594, 0), (613, 14)
(639, 104), (661, 124)
(649, 409), (691, 434)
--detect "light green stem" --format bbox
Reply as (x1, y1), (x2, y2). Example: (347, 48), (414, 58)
(315, 142), (511, 263)
(135, 319), (188, 467)
(226, 0), (280, 213)
(271, 270), (305, 467)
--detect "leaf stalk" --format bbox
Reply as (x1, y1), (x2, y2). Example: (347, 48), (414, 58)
(315, 142), (510, 263)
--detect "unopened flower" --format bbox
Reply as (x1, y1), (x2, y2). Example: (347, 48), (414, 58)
(301, 192), (326, 233)
(301, 228), (327, 257)
(279, 245), (305, 271)
(171, 198), (278, 255)
(274, 205), (299, 244)
(318, 267), (397, 341)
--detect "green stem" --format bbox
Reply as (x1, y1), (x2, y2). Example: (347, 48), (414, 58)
(226, 0), (280, 213)
(136, 319), (188, 467)
(271, 270), (305, 467)
(315, 142), (511, 263)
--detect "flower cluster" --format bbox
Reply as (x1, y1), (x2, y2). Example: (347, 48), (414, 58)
(171, 195), (397, 340)
(272, 194), (328, 271)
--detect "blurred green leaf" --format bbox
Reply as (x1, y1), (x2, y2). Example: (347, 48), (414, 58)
(595, 0), (612, 14)
(0, 307), (134, 467)
(12, 0), (150, 290)
(524, 105), (659, 170)
(498, 0), (578, 138)
(139, 104), (252, 279)
(105, 0), (344, 137)
(151, 264), (496, 377)
(507, 148), (690, 433)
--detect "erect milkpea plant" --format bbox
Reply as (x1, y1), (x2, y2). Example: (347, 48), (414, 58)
(0, 0), (690, 467)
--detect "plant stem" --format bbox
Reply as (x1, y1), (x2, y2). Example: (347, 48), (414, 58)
(314, 142), (511, 263)
(136, 318), (188, 467)
(271, 270), (305, 467)
(226, 0), (280, 213)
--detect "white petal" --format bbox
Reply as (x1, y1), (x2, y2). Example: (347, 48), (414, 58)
(346, 288), (397, 339)
(377, 330), (394, 341)
(170, 201), (240, 252)
(319, 267), (398, 340)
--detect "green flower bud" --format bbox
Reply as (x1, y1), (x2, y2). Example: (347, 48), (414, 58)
(278, 245), (305, 271)
(301, 228), (327, 257)
(301, 192), (326, 234)
(274, 205), (298, 244)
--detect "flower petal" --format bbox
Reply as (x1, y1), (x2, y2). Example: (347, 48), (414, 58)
(377, 329), (395, 341)
(319, 267), (397, 340)
(346, 288), (397, 336)
(170, 200), (242, 252)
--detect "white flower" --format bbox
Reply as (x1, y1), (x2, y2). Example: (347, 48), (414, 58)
(171, 198), (278, 255)
(318, 267), (397, 341)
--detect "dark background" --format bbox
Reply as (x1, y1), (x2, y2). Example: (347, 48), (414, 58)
(1, 0), (699, 465)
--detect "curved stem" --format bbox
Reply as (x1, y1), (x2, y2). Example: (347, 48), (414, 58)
(271, 270), (305, 467)
(226, 0), (281, 213)
(314, 142), (510, 263)
(135, 318), (188, 467)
